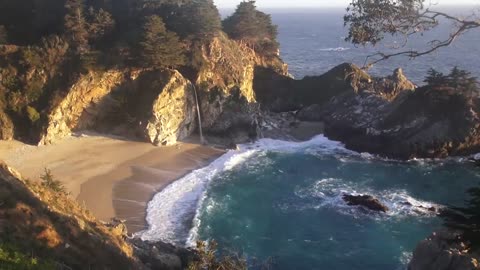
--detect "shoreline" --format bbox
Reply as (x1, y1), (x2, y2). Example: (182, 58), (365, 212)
(0, 133), (225, 233)
(0, 121), (324, 234)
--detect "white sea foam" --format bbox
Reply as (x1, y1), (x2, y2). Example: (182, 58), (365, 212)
(293, 177), (441, 219)
(138, 135), (350, 245)
(318, 47), (350, 52)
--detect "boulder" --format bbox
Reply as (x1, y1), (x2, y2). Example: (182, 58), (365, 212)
(409, 230), (480, 270)
(342, 194), (389, 213)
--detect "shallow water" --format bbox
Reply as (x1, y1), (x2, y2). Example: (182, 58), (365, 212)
(140, 136), (480, 269)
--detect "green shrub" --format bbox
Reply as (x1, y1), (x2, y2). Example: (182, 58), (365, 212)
(0, 243), (56, 270)
(188, 241), (247, 270)
(40, 168), (66, 194)
(26, 106), (40, 123)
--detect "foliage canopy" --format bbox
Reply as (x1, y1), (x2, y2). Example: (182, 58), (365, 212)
(139, 15), (186, 69)
(223, 0), (279, 55)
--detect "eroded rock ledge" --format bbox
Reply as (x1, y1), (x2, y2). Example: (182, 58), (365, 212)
(409, 231), (480, 270)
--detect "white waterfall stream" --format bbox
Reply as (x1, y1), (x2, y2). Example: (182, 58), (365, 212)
(192, 85), (205, 144)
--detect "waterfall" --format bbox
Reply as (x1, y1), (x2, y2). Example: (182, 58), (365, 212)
(192, 85), (205, 144)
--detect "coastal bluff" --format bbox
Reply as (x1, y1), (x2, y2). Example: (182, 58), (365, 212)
(0, 160), (194, 269)
(0, 33), (288, 148)
(254, 63), (480, 159)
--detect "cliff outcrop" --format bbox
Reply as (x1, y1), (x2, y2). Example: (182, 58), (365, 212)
(253, 62), (480, 159)
(0, 108), (13, 140)
(322, 81), (480, 159)
(1, 33), (289, 147)
(195, 33), (288, 144)
(0, 161), (140, 269)
(409, 231), (480, 270)
(0, 161), (194, 269)
(37, 69), (196, 146)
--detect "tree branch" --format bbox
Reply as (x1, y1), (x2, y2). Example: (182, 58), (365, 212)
(363, 10), (480, 70)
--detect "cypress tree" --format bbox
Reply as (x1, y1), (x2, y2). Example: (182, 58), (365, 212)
(139, 15), (186, 69)
(64, 0), (89, 53)
(223, 0), (278, 54)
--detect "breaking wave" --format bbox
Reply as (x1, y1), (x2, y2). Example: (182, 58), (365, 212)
(318, 47), (351, 52)
(138, 135), (352, 245)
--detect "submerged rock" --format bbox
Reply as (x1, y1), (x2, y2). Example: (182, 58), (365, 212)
(409, 230), (480, 270)
(342, 194), (389, 213)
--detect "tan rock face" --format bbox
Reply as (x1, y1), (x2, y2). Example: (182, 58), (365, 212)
(196, 33), (287, 134)
(39, 69), (197, 146)
(39, 70), (126, 145)
(0, 109), (13, 140)
(409, 231), (480, 270)
(144, 70), (196, 146)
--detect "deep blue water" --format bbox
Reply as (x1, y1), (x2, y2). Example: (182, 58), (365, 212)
(271, 8), (480, 83)
(224, 7), (480, 83)
(139, 8), (480, 270)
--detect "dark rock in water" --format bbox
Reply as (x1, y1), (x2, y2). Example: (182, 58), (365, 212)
(342, 194), (389, 213)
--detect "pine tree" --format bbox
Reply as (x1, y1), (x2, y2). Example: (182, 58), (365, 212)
(87, 7), (115, 42)
(222, 0), (278, 54)
(424, 68), (447, 86)
(64, 0), (89, 53)
(139, 15), (186, 69)
(166, 0), (222, 41)
(443, 186), (480, 250)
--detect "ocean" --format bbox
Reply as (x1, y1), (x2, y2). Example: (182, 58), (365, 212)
(139, 8), (480, 270)
(271, 7), (480, 83)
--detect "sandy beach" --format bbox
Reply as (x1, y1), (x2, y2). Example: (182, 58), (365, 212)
(0, 133), (224, 233)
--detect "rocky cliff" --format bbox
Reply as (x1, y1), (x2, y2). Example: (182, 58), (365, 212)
(0, 161), (195, 270)
(321, 78), (480, 159)
(409, 231), (480, 270)
(38, 69), (197, 146)
(0, 108), (13, 140)
(195, 33), (288, 144)
(1, 33), (288, 147)
(254, 62), (480, 159)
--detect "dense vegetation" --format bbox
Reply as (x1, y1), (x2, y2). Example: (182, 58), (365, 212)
(223, 0), (279, 56)
(443, 185), (480, 250)
(424, 67), (479, 95)
(0, 0), (279, 142)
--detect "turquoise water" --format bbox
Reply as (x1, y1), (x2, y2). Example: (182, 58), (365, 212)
(140, 136), (480, 270)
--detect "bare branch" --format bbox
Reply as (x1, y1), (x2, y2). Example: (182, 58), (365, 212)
(362, 9), (480, 69)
